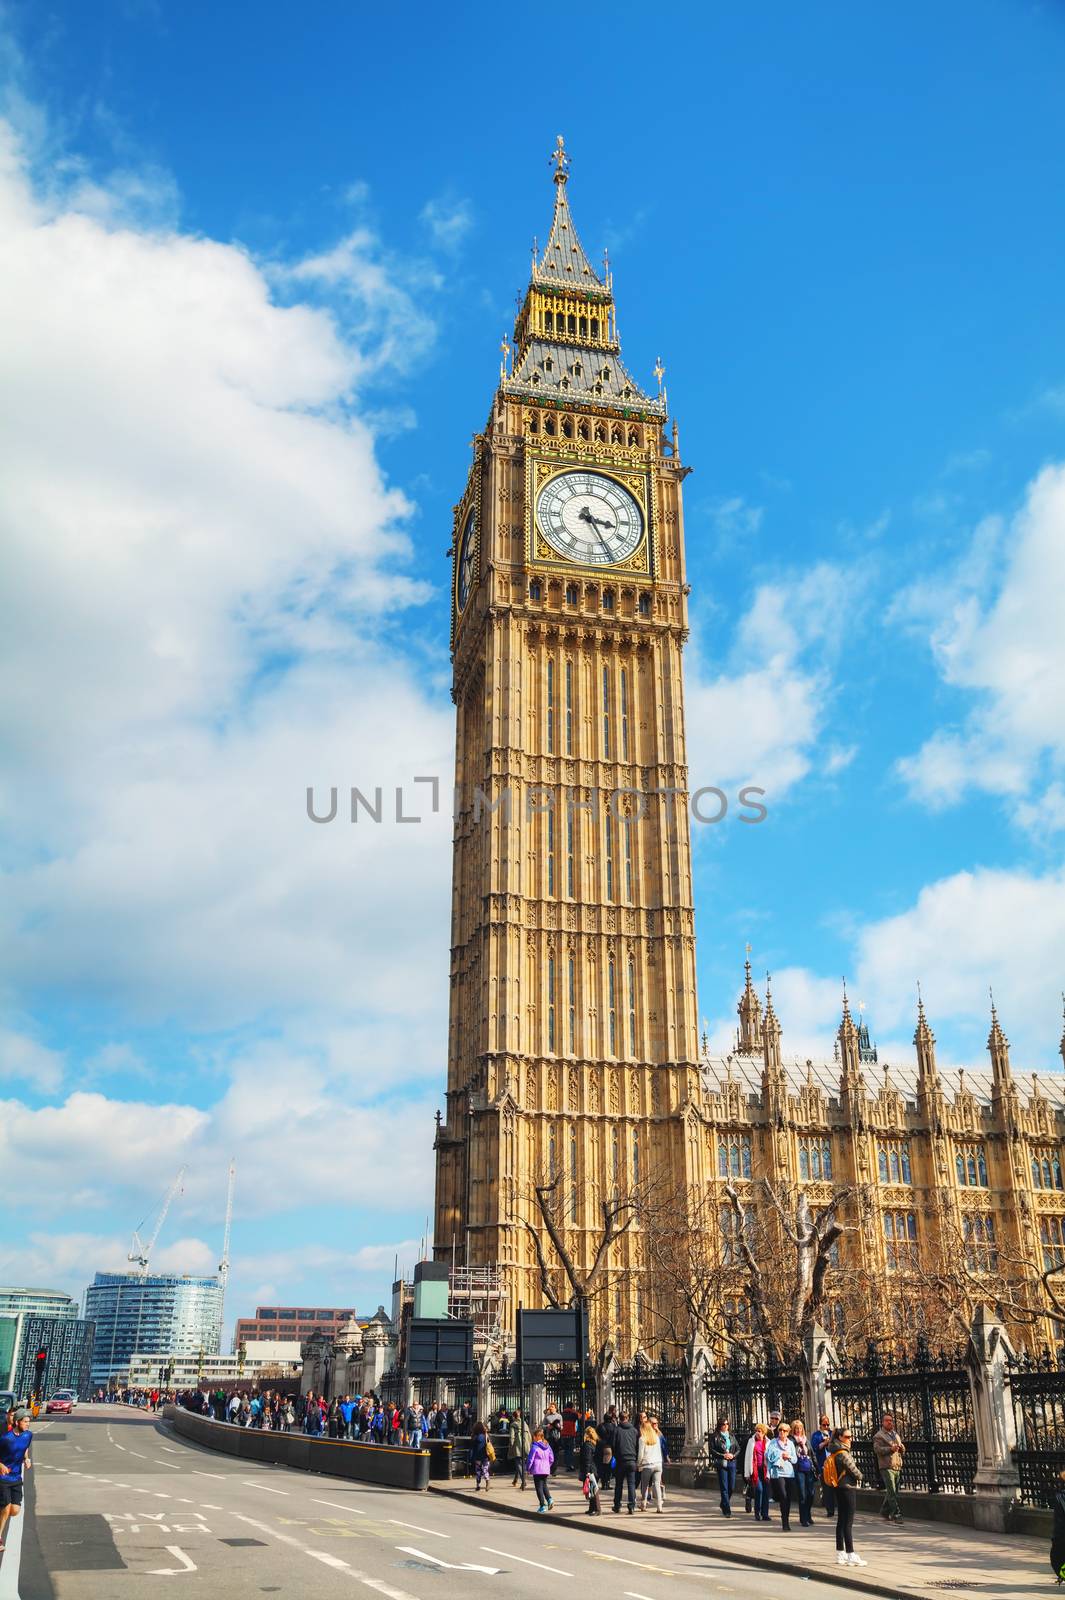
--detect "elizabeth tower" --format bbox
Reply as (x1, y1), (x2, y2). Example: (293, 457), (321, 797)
(434, 140), (701, 1356)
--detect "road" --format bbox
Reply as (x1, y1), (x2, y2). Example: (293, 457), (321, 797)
(8, 1406), (854, 1600)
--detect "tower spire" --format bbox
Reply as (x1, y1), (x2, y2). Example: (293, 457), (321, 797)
(736, 946), (763, 1055)
(987, 988), (1013, 1085)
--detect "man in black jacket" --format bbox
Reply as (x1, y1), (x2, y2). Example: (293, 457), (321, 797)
(612, 1411), (639, 1514)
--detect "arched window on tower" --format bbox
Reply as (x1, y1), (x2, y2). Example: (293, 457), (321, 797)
(627, 957), (636, 1056)
(608, 956), (617, 1056)
(547, 956), (556, 1053)
(567, 953), (576, 1051)
(639, 592), (652, 617)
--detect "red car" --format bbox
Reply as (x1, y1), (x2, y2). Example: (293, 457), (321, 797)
(46, 1391), (76, 1414)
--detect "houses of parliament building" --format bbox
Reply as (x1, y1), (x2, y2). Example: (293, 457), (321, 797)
(432, 140), (1065, 1357)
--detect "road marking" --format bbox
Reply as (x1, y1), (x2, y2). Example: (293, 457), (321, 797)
(397, 1548), (499, 1575)
(199, 1504), (223, 1511)
(0, 1475), (25, 1599)
(310, 1551), (351, 1571)
(242, 1481), (288, 1495)
(311, 1498), (366, 1516)
(193, 1471), (227, 1480)
(113, 1442), (127, 1451)
(360, 1580), (423, 1600)
(147, 1546), (197, 1575)
(128, 1450), (148, 1459)
(154, 1459), (182, 1469)
(154, 1493), (171, 1499)
(625, 1592), (660, 1599)
(480, 1547), (573, 1575)
(160, 1445), (180, 1453)
(389, 1519), (449, 1539)
(585, 1553), (677, 1577)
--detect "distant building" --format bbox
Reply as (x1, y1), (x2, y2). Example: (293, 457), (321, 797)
(84, 1273), (223, 1387)
(5, 1314), (95, 1400)
(0, 1287), (78, 1321)
(233, 1305), (358, 1351)
(128, 1340), (302, 1391)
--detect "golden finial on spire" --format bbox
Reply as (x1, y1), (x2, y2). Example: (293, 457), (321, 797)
(549, 134), (570, 184)
(500, 332), (511, 381)
(653, 355), (665, 395)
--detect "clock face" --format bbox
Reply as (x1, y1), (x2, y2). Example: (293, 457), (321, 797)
(456, 506), (476, 610)
(537, 470), (644, 566)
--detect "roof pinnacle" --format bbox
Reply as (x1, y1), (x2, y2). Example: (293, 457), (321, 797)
(549, 133), (570, 185)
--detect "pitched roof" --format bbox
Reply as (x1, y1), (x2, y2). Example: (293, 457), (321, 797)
(533, 175), (603, 292)
(699, 1051), (1065, 1112)
(507, 338), (661, 413)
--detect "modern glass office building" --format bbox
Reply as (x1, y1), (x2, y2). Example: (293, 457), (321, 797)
(7, 1314), (95, 1400)
(84, 1273), (223, 1386)
(0, 1286), (78, 1321)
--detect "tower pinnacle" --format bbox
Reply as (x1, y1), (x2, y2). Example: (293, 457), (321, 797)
(736, 948), (764, 1055)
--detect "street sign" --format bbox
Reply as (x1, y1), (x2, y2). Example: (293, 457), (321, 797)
(516, 1307), (586, 1365)
(406, 1318), (474, 1375)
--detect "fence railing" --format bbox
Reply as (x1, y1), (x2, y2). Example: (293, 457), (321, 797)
(1008, 1347), (1065, 1507)
(612, 1357), (687, 1458)
(703, 1350), (804, 1456)
(827, 1338), (977, 1494)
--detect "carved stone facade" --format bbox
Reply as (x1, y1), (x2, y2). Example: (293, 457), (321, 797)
(432, 143), (1065, 1358)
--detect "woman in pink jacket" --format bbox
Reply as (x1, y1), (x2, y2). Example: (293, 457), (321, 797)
(526, 1428), (555, 1513)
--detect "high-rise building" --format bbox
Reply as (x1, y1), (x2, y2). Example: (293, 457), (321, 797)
(0, 1286), (78, 1321)
(8, 1315), (95, 1400)
(84, 1273), (223, 1387)
(233, 1306), (358, 1350)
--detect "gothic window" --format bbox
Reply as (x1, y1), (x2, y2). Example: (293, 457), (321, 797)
(604, 810), (615, 902)
(1040, 1215), (1065, 1270)
(627, 426), (639, 446)
(717, 1135), (753, 1179)
(545, 355), (554, 373)
(594, 421), (605, 441)
(962, 1213), (997, 1272)
(529, 578), (542, 602)
(572, 360), (583, 378)
(603, 589), (615, 613)
(546, 807), (555, 895)
(620, 668), (630, 760)
(608, 956), (617, 1056)
(567, 313), (576, 335)
(611, 1126), (620, 1190)
(546, 658), (555, 753)
(566, 585), (578, 608)
(562, 415), (573, 437)
(639, 592), (651, 617)
(602, 664), (611, 757)
(590, 319), (599, 339)
(628, 957), (637, 1056)
(548, 1127), (557, 1178)
(529, 411), (539, 433)
(633, 1129), (641, 1185)
(566, 809), (575, 898)
(547, 956), (556, 1053)
(883, 1211), (918, 1272)
(568, 953), (576, 1052)
(544, 310), (554, 332)
(798, 1138), (832, 1181)
(1033, 1149), (1064, 1190)
(579, 317), (587, 338)
(577, 419), (588, 441)
(611, 422), (622, 444)
(955, 1144), (989, 1187)
(624, 816), (634, 903)
(570, 1129), (579, 1221)
(544, 415), (555, 436)
(876, 1140), (912, 1185)
(723, 1295), (752, 1335)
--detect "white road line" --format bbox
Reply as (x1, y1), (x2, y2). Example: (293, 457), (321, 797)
(199, 1504), (223, 1511)
(128, 1450), (148, 1458)
(480, 1547), (573, 1576)
(153, 1493), (171, 1499)
(360, 1579), (423, 1600)
(153, 1459), (182, 1469)
(147, 1546), (197, 1576)
(229, 1516), (421, 1600)
(310, 1551), (351, 1571)
(0, 1477), (25, 1600)
(242, 1481), (288, 1495)
(193, 1471), (227, 1480)
(311, 1498), (367, 1515)
(389, 1519), (449, 1539)
(113, 1442), (127, 1451)
(159, 1445), (180, 1453)
(625, 1592), (660, 1599)
(585, 1553), (677, 1576)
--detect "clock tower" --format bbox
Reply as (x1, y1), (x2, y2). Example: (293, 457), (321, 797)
(434, 139), (701, 1357)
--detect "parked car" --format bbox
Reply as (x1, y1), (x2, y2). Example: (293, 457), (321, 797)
(0, 1390), (15, 1413)
(46, 1390), (77, 1413)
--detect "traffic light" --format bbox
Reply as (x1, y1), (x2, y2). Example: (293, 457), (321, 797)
(33, 1348), (48, 1399)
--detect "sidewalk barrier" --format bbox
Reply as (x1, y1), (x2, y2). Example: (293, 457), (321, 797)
(162, 1406), (430, 1490)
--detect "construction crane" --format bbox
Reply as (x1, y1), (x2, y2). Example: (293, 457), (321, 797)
(217, 1159), (236, 1345)
(127, 1166), (186, 1275)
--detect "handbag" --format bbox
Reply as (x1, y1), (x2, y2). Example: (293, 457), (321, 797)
(485, 1440), (496, 1462)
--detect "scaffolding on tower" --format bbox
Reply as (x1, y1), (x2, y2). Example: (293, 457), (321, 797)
(446, 1263), (505, 1357)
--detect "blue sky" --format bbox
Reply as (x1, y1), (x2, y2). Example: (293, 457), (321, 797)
(1, 0), (1064, 1336)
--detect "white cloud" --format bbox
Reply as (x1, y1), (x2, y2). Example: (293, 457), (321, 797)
(0, 1026), (64, 1092)
(895, 464), (1065, 829)
(0, 114), (456, 1049)
(686, 563), (855, 802)
(419, 196), (473, 254)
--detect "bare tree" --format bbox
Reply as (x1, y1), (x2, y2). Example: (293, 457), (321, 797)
(517, 1170), (666, 1323)
(902, 1213), (1065, 1347)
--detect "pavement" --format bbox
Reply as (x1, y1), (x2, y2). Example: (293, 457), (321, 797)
(432, 1463), (1051, 1600)
(0, 1407), (1049, 1599)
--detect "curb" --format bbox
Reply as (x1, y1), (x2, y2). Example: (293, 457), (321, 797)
(427, 1484), (912, 1600)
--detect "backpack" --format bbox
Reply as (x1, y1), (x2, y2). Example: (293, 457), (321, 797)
(822, 1449), (841, 1488)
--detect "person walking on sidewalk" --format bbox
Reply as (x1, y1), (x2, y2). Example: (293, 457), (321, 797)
(470, 1421), (493, 1491)
(637, 1419), (664, 1513)
(826, 1426), (866, 1567)
(580, 1425), (602, 1515)
(509, 1409), (531, 1489)
(1050, 1467), (1065, 1584)
(744, 1422), (771, 1522)
(612, 1410), (639, 1514)
(872, 1413), (906, 1524)
(709, 1416), (738, 1516)
(811, 1413), (835, 1520)
(527, 1428), (554, 1513)
(766, 1421), (798, 1531)
(791, 1418), (816, 1527)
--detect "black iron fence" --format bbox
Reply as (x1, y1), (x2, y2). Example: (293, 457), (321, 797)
(827, 1338), (977, 1494)
(612, 1357), (687, 1458)
(544, 1361), (586, 1412)
(486, 1360), (523, 1417)
(703, 1350), (803, 1458)
(1008, 1347), (1065, 1507)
